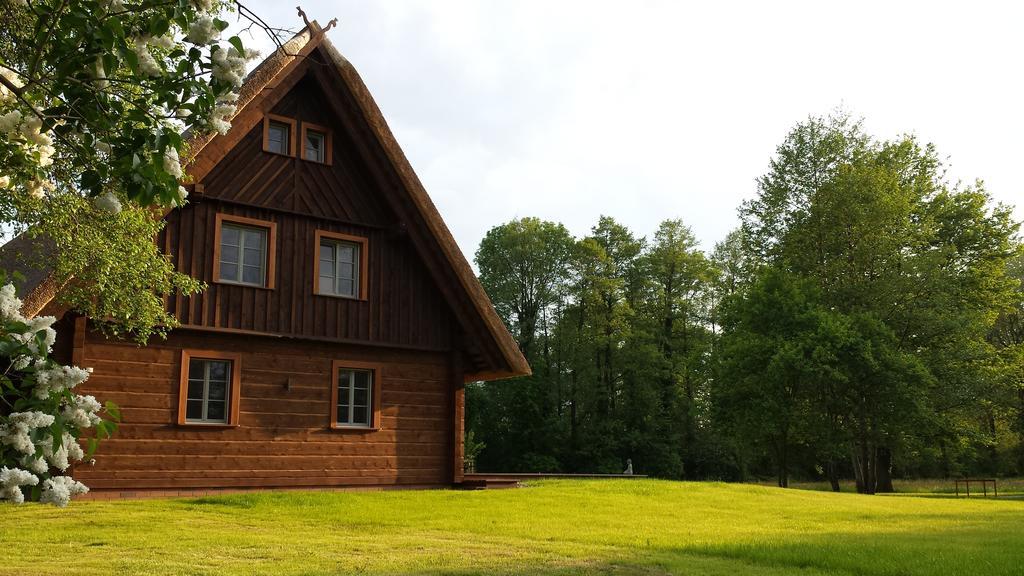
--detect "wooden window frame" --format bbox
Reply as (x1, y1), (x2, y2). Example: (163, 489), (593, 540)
(314, 230), (368, 300)
(300, 122), (333, 165)
(177, 349), (242, 427)
(262, 114), (296, 157)
(329, 360), (382, 431)
(213, 213), (277, 289)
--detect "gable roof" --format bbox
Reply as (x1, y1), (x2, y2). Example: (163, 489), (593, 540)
(7, 22), (529, 382)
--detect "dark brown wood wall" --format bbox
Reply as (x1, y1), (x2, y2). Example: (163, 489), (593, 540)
(162, 199), (453, 349)
(158, 76), (457, 349)
(74, 328), (455, 490)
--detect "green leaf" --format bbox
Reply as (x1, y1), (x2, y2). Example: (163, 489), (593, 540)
(228, 35), (244, 55)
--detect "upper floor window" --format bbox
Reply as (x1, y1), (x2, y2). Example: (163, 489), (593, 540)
(263, 115), (296, 157)
(215, 214), (277, 289)
(301, 122), (332, 165)
(315, 230), (367, 299)
(178, 350), (241, 426)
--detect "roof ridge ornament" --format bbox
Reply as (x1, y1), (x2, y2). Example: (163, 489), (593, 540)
(296, 6), (337, 35)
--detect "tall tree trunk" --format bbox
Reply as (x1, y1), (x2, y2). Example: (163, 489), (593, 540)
(851, 448), (865, 493)
(826, 460), (841, 492)
(776, 434), (789, 488)
(874, 446), (894, 493)
(1018, 388), (1024, 474)
(986, 407), (999, 474)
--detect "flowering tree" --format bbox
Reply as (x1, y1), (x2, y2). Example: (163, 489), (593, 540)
(0, 1), (287, 505)
(0, 0), (276, 341)
(0, 282), (119, 506)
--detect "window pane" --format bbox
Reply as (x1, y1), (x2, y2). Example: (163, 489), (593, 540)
(319, 276), (335, 294)
(242, 266), (262, 285)
(353, 387), (367, 407)
(221, 244), (239, 265)
(243, 247), (263, 267)
(186, 399), (203, 420)
(337, 405), (349, 424)
(208, 380), (227, 402)
(221, 225), (240, 247)
(320, 243), (334, 261)
(338, 370), (350, 390)
(206, 401), (226, 422)
(305, 132), (324, 162)
(338, 278), (354, 296)
(220, 262), (238, 282)
(186, 379), (204, 401)
(338, 244), (354, 263)
(268, 122), (289, 154)
(338, 262), (354, 281)
(320, 258), (335, 278)
(208, 360), (229, 382)
(188, 358), (204, 379)
(354, 370), (371, 389)
(352, 406), (369, 426)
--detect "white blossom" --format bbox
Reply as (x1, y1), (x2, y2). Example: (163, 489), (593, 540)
(26, 178), (54, 199)
(163, 146), (182, 178)
(191, 0), (214, 11)
(93, 191), (122, 214)
(33, 364), (91, 399)
(0, 175), (9, 189)
(174, 185), (189, 206)
(186, 15), (220, 45)
(40, 432), (83, 472)
(211, 46), (257, 88)
(0, 67), (23, 104)
(130, 39), (162, 77)
(148, 34), (176, 51)
(21, 455), (47, 475)
(0, 110), (22, 133)
(0, 283), (23, 322)
(208, 102), (236, 135)
(62, 395), (103, 429)
(0, 467), (38, 503)
(0, 411), (55, 455)
(39, 475), (88, 508)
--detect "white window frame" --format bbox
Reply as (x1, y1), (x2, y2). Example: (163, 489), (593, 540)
(319, 239), (361, 298)
(220, 223), (267, 287)
(336, 368), (373, 427)
(267, 120), (291, 155)
(305, 130), (326, 163)
(185, 358), (232, 424)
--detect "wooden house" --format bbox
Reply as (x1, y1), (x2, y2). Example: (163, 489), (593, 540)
(4, 22), (529, 494)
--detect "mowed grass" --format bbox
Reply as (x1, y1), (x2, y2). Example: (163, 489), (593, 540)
(2, 479), (1023, 575)
(758, 477), (1024, 496)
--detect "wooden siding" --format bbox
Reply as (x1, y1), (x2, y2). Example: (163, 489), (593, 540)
(162, 199), (454, 349)
(74, 328), (456, 490)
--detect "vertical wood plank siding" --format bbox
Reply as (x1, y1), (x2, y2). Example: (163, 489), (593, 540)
(74, 329), (455, 490)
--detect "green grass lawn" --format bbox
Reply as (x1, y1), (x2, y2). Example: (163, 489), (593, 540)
(2, 479), (1022, 575)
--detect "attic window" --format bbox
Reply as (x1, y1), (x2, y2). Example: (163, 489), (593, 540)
(262, 114), (296, 156)
(301, 122), (332, 165)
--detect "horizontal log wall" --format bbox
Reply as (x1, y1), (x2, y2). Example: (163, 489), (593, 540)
(74, 328), (455, 491)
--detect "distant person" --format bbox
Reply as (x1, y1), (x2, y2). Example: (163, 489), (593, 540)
(623, 459), (633, 475)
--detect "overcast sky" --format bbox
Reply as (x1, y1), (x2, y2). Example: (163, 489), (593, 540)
(241, 0), (1023, 256)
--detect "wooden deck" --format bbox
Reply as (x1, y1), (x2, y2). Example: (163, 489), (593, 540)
(460, 473), (648, 490)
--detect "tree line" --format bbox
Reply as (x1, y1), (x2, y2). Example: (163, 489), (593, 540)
(467, 113), (1024, 493)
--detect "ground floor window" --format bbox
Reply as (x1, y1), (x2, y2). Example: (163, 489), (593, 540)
(178, 350), (242, 426)
(330, 361), (381, 429)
